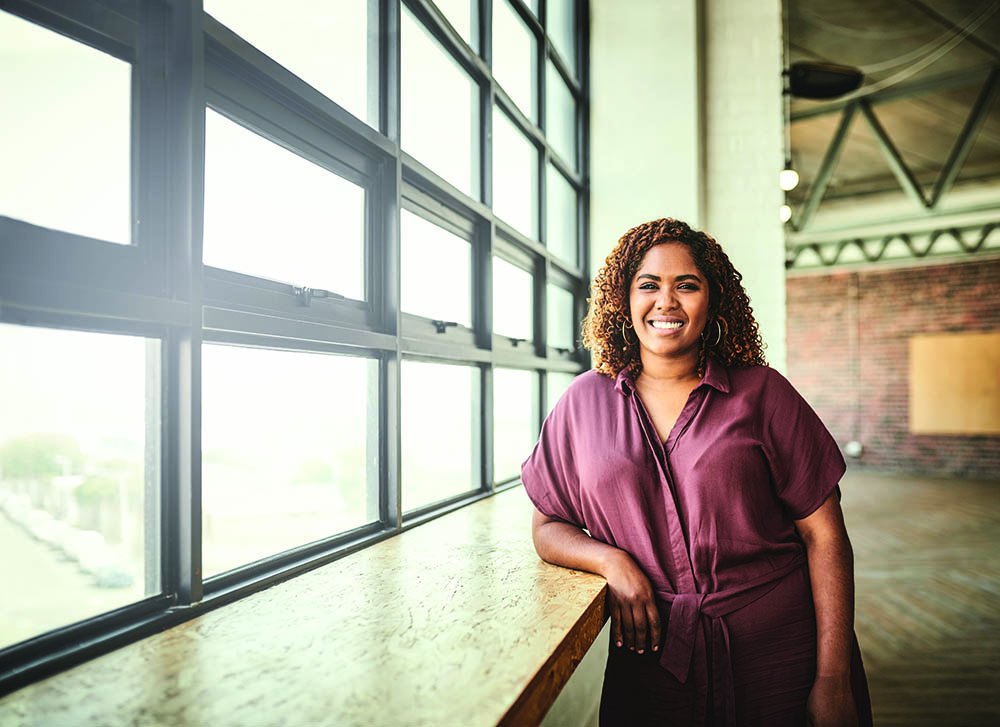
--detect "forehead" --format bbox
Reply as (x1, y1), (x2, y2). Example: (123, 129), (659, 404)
(634, 242), (698, 275)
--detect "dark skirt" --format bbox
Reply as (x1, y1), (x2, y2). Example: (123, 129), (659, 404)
(598, 567), (872, 726)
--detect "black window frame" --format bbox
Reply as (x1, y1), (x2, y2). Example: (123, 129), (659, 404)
(0, 0), (590, 695)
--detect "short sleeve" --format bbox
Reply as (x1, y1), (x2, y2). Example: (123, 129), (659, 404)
(520, 393), (585, 528)
(760, 370), (846, 520)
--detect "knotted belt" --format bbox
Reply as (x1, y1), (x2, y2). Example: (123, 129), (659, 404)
(656, 554), (808, 726)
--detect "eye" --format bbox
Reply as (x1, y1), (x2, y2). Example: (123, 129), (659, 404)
(638, 282), (658, 290)
(678, 282), (700, 291)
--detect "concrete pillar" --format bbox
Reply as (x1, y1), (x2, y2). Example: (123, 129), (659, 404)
(703, 0), (786, 371)
(589, 0), (787, 370)
(589, 0), (703, 274)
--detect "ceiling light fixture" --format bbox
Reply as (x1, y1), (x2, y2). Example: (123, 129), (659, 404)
(786, 61), (864, 100)
(779, 161), (799, 191)
(779, 204), (793, 223)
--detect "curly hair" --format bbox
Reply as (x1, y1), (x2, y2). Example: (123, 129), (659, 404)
(582, 217), (766, 378)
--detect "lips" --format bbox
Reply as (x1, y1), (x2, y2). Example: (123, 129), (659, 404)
(646, 316), (684, 333)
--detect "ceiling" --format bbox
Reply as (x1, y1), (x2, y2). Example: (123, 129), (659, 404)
(784, 0), (1000, 251)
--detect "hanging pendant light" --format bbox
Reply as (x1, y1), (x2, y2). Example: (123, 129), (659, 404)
(779, 161), (799, 191)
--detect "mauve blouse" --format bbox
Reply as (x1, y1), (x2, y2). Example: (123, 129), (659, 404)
(520, 356), (846, 720)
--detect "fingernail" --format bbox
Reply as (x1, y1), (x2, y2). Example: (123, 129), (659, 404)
(653, 645), (659, 651)
(616, 641), (622, 647)
(637, 649), (644, 654)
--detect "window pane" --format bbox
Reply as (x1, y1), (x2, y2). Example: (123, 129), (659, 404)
(547, 284), (576, 350)
(493, 0), (537, 121)
(493, 107), (538, 239)
(546, 164), (578, 266)
(402, 7), (479, 198)
(493, 257), (534, 341)
(0, 11), (130, 244)
(203, 110), (365, 300)
(546, 372), (576, 414)
(202, 345), (375, 578)
(204, 0), (374, 126)
(546, 61), (577, 171)
(548, 0), (577, 75)
(494, 368), (536, 483)
(402, 361), (476, 511)
(434, 0), (475, 49)
(0, 324), (158, 649)
(401, 211), (472, 327)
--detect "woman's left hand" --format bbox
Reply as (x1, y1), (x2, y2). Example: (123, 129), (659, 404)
(806, 675), (858, 727)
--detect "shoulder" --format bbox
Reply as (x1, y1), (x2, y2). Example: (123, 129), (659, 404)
(725, 365), (805, 409)
(548, 369), (617, 419)
(567, 368), (614, 395)
(726, 364), (795, 390)
(559, 369), (616, 401)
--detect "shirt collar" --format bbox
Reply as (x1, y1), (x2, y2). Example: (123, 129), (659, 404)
(613, 355), (731, 395)
(701, 355), (731, 393)
(614, 366), (636, 395)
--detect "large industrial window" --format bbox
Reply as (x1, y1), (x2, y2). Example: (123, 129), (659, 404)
(0, 0), (589, 693)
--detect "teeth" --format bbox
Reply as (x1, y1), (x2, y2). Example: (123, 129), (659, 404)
(650, 321), (683, 329)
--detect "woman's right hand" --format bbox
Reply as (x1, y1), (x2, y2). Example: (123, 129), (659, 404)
(603, 550), (662, 654)
(531, 510), (661, 654)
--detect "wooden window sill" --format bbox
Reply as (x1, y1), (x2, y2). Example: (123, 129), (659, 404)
(0, 487), (608, 726)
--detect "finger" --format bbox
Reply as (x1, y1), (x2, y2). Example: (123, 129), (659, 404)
(610, 602), (624, 648)
(632, 604), (648, 654)
(646, 602), (662, 652)
(621, 603), (637, 650)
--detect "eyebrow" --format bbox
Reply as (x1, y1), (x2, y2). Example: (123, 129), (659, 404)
(636, 273), (702, 283)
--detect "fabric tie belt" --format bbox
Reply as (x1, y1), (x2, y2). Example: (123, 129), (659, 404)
(656, 554), (808, 726)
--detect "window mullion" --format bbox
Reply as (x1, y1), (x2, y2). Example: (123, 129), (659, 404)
(380, 0), (400, 142)
(145, 0), (206, 607)
(383, 0), (403, 531)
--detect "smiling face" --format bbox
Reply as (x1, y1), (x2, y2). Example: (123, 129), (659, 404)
(628, 242), (710, 369)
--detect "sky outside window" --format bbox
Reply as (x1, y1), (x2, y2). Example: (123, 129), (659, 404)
(201, 344), (375, 578)
(493, 257), (534, 341)
(203, 109), (366, 299)
(401, 210), (472, 327)
(401, 361), (476, 512)
(204, 0), (374, 126)
(401, 6), (479, 198)
(0, 10), (130, 244)
(493, 368), (536, 483)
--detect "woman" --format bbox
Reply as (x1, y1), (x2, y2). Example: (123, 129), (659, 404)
(521, 219), (872, 726)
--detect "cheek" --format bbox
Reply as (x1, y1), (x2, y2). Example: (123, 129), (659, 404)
(694, 295), (710, 320)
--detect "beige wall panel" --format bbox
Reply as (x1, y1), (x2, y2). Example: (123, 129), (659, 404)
(910, 332), (1000, 434)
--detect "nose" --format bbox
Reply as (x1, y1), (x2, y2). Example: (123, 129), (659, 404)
(655, 287), (677, 310)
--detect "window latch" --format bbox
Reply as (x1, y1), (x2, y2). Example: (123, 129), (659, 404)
(293, 286), (343, 307)
(508, 337), (526, 347)
(431, 319), (458, 334)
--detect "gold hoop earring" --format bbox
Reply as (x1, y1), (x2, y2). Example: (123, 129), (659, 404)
(705, 319), (722, 347)
(622, 317), (633, 342)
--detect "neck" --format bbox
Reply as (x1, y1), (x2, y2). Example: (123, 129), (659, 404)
(636, 351), (702, 388)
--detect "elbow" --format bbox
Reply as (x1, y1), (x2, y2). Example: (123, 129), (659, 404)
(531, 510), (553, 562)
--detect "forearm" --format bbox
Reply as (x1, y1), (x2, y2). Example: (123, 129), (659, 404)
(532, 508), (662, 652)
(531, 509), (627, 578)
(803, 524), (856, 679)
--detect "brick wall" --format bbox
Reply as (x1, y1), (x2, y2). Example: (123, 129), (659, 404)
(786, 258), (1000, 479)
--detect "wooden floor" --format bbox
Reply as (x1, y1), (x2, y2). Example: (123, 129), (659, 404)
(843, 472), (1000, 725)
